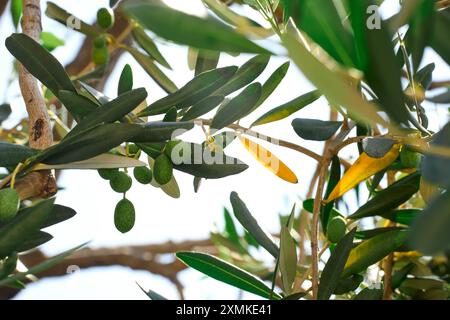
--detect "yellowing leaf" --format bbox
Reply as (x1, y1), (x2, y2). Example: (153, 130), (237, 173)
(325, 144), (400, 203)
(239, 136), (298, 184)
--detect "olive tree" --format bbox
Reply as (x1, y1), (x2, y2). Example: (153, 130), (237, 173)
(0, 0), (449, 300)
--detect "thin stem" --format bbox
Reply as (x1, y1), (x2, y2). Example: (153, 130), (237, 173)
(197, 119), (323, 162)
(310, 159), (330, 299)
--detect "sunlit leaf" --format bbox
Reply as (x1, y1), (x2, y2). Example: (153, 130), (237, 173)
(239, 136), (298, 184)
(124, 1), (269, 54)
(325, 145), (400, 203)
(252, 90), (321, 126)
(342, 229), (408, 278)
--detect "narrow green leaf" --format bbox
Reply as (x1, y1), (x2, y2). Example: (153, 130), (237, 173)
(380, 209), (421, 226)
(132, 26), (171, 69)
(118, 64), (133, 96)
(251, 61), (290, 112)
(124, 1), (270, 54)
(252, 90), (321, 126)
(223, 208), (241, 246)
(131, 121), (194, 143)
(0, 142), (37, 167)
(422, 122), (450, 187)
(318, 228), (356, 300)
(0, 199), (54, 259)
(349, 172), (421, 220)
(140, 66), (237, 116)
(69, 88), (147, 136)
(333, 274), (364, 295)
(58, 90), (99, 120)
(391, 263), (414, 290)
(0, 104), (12, 124)
(291, 118), (342, 141)
(10, 0), (23, 29)
(16, 231), (53, 252)
(0, 243), (86, 287)
(41, 123), (144, 165)
(180, 96), (224, 121)
(41, 204), (77, 228)
(211, 83), (262, 130)
(349, 1), (409, 125)
(137, 283), (168, 300)
(215, 54), (270, 97)
(162, 107), (178, 122)
(195, 50), (220, 76)
(407, 0), (436, 71)
(176, 251), (281, 299)
(40, 32), (64, 52)
(286, 0), (356, 67)
(321, 156), (341, 233)
(355, 227), (406, 240)
(230, 192), (279, 258)
(126, 47), (178, 94)
(430, 9), (450, 65)
(5, 33), (76, 96)
(281, 25), (385, 126)
(279, 226), (297, 294)
(171, 142), (248, 178)
(342, 229), (408, 278)
(409, 191), (450, 255)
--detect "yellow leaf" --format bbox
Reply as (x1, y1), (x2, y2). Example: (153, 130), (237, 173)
(324, 145), (400, 203)
(239, 136), (298, 184)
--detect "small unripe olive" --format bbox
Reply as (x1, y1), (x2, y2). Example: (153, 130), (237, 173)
(109, 172), (132, 193)
(92, 46), (109, 65)
(153, 154), (173, 185)
(164, 140), (182, 160)
(0, 189), (20, 223)
(98, 168), (119, 180)
(97, 7), (115, 29)
(133, 166), (152, 185)
(400, 147), (421, 168)
(93, 35), (107, 48)
(114, 198), (135, 233)
(326, 216), (347, 243)
(128, 144), (140, 155)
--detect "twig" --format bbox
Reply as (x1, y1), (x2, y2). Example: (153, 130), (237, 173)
(13, 0), (57, 200)
(310, 159), (329, 299)
(197, 119), (323, 162)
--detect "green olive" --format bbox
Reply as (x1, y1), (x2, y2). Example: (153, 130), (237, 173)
(93, 35), (107, 48)
(114, 198), (135, 233)
(133, 166), (153, 185)
(98, 168), (119, 180)
(400, 147), (421, 168)
(109, 172), (132, 193)
(153, 154), (173, 185)
(97, 7), (115, 29)
(92, 46), (109, 65)
(326, 216), (347, 243)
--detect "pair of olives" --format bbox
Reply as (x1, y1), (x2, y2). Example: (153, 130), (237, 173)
(92, 7), (115, 65)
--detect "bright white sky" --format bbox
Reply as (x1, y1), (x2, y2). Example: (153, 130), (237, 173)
(0, 0), (448, 300)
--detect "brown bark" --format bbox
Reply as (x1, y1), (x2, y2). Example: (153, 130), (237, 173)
(0, 239), (214, 300)
(14, 0), (56, 200)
